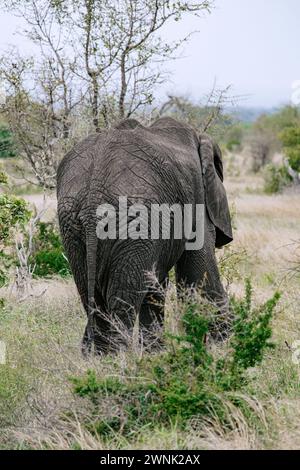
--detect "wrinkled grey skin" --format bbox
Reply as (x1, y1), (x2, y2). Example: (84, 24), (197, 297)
(57, 117), (233, 354)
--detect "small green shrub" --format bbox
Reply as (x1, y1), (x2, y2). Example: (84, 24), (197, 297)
(226, 138), (241, 152)
(0, 210), (70, 280)
(216, 279), (280, 390)
(0, 169), (8, 185)
(231, 280), (279, 369)
(33, 249), (70, 277)
(0, 194), (31, 243)
(33, 222), (62, 251)
(279, 126), (300, 173)
(30, 222), (71, 277)
(0, 125), (16, 159)
(70, 281), (280, 440)
(0, 251), (15, 287)
(263, 164), (291, 194)
(0, 192), (31, 285)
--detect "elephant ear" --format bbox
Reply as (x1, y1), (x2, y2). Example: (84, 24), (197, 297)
(199, 134), (233, 248)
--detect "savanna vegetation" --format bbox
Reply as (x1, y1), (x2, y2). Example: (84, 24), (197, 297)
(0, 0), (300, 451)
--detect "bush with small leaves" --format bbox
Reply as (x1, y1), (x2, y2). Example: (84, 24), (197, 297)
(0, 194), (31, 244)
(0, 188), (31, 286)
(70, 280), (280, 441)
(0, 125), (16, 159)
(0, 169), (8, 185)
(263, 163), (291, 194)
(279, 126), (300, 173)
(30, 222), (71, 278)
(216, 279), (280, 390)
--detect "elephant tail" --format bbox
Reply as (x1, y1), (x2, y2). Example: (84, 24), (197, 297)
(82, 225), (98, 355)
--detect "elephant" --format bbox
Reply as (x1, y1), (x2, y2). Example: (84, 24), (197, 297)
(57, 117), (233, 354)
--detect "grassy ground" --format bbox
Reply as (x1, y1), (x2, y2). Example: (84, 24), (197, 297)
(0, 173), (300, 450)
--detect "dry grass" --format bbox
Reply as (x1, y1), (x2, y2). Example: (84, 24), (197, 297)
(0, 173), (300, 450)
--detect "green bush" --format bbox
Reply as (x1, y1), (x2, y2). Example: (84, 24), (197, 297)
(0, 194), (31, 243)
(70, 280), (280, 440)
(216, 280), (280, 390)
(263, 164), (291, 194)
(226, 138), (241, 152)
(0, 169), (8, 185)
(231, 280), (278, 369)
(33, 248), (70, 277)
(0, 204), (70, 280)
(30, 222), (71, 277)
(0, 191), (31, 286)
(0, 125), (16, 159)
(0, 251), (15, 287)
(33, 222), (62, 251)
(279, 126), (300, 173)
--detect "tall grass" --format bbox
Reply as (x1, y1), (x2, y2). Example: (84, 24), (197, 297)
(1, 276), (295, 450)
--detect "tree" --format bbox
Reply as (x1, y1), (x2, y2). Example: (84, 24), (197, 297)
(247, 106), (300, 172)
(1, 0), (213, 129)
(248, 127), (274, 172)
(51, 0), (213, 128)
(0, 0), (213, 187)
(0, 53), (78, 188)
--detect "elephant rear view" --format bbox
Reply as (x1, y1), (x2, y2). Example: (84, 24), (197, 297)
(57, 117), (233, 354)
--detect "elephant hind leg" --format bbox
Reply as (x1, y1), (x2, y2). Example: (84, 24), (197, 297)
(105, 247), (157, 351)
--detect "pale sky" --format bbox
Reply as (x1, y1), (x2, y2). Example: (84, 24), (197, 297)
(0, 0), (299, 108)
(163, 0), (300, 107)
